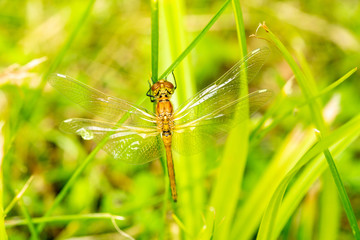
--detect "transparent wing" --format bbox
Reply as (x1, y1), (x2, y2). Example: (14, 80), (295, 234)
(174, 48), (270, 125)
(60, 118), (163, 164)
(49, 74), (156, 127)
(172, 48), (272, 155)
(173, 90), (272, 154)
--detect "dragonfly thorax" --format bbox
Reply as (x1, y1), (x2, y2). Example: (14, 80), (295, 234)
(151, 79), (174, 99)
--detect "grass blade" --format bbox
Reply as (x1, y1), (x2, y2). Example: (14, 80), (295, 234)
(159, 0), (231, 80)
(232, 0), (247, 56)
(315, 130), (360, 239)
(6, 213), (124, 227)
(0, 122), (8, 240)
(19, 199), (39, 240)
(273, 120), (360, 238)
(251, 67), (357, 144)
(207, 1), (249, 239)
(151, 0), (159, 83)
(255, 23), (350, 239)
(258, 23), (327, 132)
(257, 114), (360, 240)
(4, 176), (34, 215)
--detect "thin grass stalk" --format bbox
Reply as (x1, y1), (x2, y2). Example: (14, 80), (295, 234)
(36, 137), (107, 233)
(296, 50), (340, 240)
(232, 126), (314, 239)
(232, 0), (247, 56)
(315, 131), (360, 239)
(0, 122), (8, 240)
(6, 213), (124, 227)
(273, 125), (360, 238)
(4, 176), (33, 215)
(19, 199), (39, 240)
(257, 114), (360, 239)
(251, 67), (357, 144)
(207, 1), (248, 239)
(151, 0), (159, 83)
(256, 24), (347, 238)
(260, 24), (327, 132)
(319, 170), (340, 240)
(159, 0), (231, 80)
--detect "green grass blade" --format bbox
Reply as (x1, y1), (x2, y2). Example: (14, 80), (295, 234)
(318, 67), (357, 97)
(151, 0), (159, 83)
(6, 213), (124, 227)
(298, 190), (316, 240)
(257, 114), (360, 240)
(232, 0), (247, 56)
(257, 172), (294, 240)
(0, 122), (8, 240)
(259, 24), (327, 132)
(36, 137), (106, 233)
(315, 131), (360, 239)
(206, 1), (248, 239)
(159, 0), (231, 80)
(19, 199), (39, 240)
(251, 66), (357, 144)
(273, 120), (360, 238)
(318, 170), (340, 240)
(256, 24), (351, 239)
(4, 176), (33, 216)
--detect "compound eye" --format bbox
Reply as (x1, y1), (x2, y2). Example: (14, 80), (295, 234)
(167, 88), (173, 94)
(164, 81), (174, 89)
(151, 82), (160, 92)
(153, 89), (160, 96)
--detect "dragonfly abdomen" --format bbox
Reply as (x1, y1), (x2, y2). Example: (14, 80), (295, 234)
(162, 133), (177, 202)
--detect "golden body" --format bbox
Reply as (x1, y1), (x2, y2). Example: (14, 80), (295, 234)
(151, 79), (177, 201)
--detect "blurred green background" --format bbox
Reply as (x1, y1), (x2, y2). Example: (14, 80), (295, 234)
(1, 0), (360, 239)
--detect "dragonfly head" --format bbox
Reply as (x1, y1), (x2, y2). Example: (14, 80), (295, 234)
(150, 79), (175, 100)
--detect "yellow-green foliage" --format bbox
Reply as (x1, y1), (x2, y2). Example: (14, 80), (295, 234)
(1, 0), (360, 239)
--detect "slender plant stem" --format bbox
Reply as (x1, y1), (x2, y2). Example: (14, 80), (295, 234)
(315, 130), (360, 239)
(4, 176), (34, 216)
(151, 0), (159, 83)
(19, 199), (39, 240)
(36, 139), (106, 232)
(0, 122), (8, 240)
(159, 0), (231, 79)
(209, 1), (248, 239)
(7, 213), (124, 227)
(232, 0), (247, 57)
(260, 24), (327, 132)
(251, 67), (357, 142)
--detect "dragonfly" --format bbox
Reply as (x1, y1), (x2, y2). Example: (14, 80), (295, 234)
(49, 48), (272, 202)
